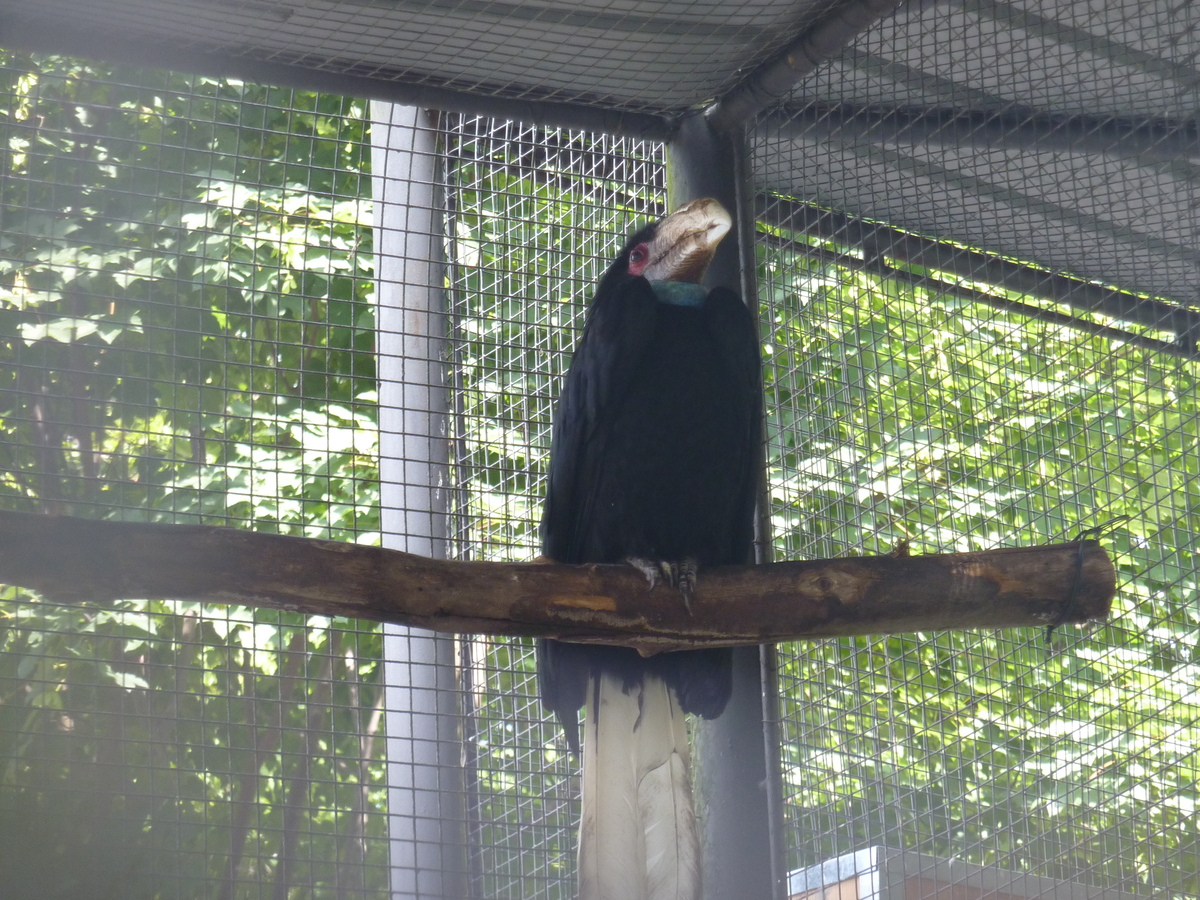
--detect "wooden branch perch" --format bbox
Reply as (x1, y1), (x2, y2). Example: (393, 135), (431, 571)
(0, 510), (1115, 652)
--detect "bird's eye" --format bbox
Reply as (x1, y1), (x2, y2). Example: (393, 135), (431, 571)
(628, 243), (650, 275)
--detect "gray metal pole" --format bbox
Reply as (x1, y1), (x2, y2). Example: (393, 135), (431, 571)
(705, 0), (906, 132)
(668, 112), (780, 900)
(371, 103), (468, 900)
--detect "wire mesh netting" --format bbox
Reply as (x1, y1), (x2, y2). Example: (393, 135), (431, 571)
(0, 52), (389, 898)
(0, 53), (666, 898)
(438, 114), (666, 898)
(5, 1), (1200, 896)
(759, 200), (1200, 895)
(0, 0), (834, 117)
(756, 2), (1200, 897)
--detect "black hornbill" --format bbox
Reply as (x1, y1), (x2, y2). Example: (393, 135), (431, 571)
(537, 198), (761, 900)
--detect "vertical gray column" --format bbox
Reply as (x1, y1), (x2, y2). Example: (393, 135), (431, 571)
(668, 112), (780, 900)
(371, 102), (468, 900)
(735, 120), (789, 900)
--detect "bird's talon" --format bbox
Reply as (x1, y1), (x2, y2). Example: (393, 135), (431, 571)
(660, 560), (678, 588)
(627, 557), (699, 614)
(679, 584), (694, 615)
(626, 557), (661, 591)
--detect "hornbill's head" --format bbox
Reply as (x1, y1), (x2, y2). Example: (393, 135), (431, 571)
(614, 198), (732, 284)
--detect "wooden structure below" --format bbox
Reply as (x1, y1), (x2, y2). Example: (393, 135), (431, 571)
(788, 847), (1141, 900)
(0, 510), (1115, 652)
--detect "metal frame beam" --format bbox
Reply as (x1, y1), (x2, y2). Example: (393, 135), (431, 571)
(0, 13), (673, 141)
(669, 112), (784, 900)
(958, 0), (1200, 94)
(821, 53), (1200, 183)
(762, 230), (1200, 360)
(2, 0), (911, 141)
(758, 195), (1200, 348)
(775, 124), (1200, 268)
(764, 102), (1200, 166)
(706, 0), (908, 132)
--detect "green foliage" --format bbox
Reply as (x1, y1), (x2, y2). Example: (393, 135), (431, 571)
(763, 238), (1200, 894)
(0, 593), (389, 899)
(0, 52), (385, 898)
(0, 51), (376, 529)
(3, 46), (1200, 900)
(445, 121), (665, 564)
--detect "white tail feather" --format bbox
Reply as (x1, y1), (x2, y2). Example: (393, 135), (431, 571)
(578, 671), (701, 900)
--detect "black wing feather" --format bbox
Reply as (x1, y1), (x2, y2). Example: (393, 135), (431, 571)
(540, 275), (660, 563)
(700, 285), (762, 566)
(537, 275), (659, 751)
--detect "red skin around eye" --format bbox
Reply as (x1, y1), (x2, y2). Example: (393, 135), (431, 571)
(627, 243), (650, 277)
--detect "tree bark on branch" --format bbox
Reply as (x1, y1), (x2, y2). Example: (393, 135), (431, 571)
(0, 510), (1115, 653)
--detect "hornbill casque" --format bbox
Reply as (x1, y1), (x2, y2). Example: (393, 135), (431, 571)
(537, 198), (761, 900)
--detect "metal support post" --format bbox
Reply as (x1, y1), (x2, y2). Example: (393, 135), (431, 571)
(371, 103), (468, 899)
(668, 112), (783, 900)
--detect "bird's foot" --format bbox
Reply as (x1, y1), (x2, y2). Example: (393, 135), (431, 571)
(625, 556), (698, 615)
(626, 557), (664, 590)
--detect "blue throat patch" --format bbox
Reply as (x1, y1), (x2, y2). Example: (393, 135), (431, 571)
(649, 280), (707, 307)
